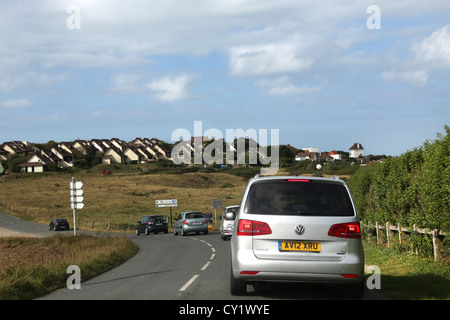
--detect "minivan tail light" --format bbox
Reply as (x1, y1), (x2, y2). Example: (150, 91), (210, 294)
(236, 219), (272, 236)
(287, 179), (311, 182)
(328, 222), (361, 239)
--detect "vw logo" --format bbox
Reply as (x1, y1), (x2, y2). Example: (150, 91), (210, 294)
(294, 225), (305, 236)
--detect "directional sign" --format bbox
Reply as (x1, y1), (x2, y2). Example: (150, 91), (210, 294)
(71, 196), (84, 203)
(155, 203), (178, 208)
(155, 199), (177, 204)
(212, 198), (222, 209)
(70, 189), (84, 196)
(155, 199), (178, 207)
(70, 181), (83, 189)
(71, 202), (85, 209)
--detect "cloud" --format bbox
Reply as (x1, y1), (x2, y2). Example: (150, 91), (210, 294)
(382, 70), (429, 87)
(146, 74), (195, 101)
(110, 73), (142, 93)
(256, 77), (321, 95)
(381, 25), (450, 87)
(229, 42), (314, 76)
(414, 24), (450, 66)
(0, 99), (33, 109)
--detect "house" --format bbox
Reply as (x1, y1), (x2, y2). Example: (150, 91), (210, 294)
(295, 152), (318, 161)
(50, 146), (73, 168)
(1, 141), (32, 156)
(0, 148), (8, 162)
(319, 152), (334, 162)
(19, 152), (54, 173)
(301, 147), (319, 153)
(102, 146), (125, 164)
(328, 150), (342, 161)
(349, 143), (365, 158)
(123, 146), (145, 164)
(72, 139), (90, 154)
(110, 138), (128, 151)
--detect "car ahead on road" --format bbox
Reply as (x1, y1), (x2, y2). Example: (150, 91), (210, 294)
(220, 205), (239, 241)
(230, 176), (365, 298)
(49, 218), (69, 231)
(174, 211), (209, 236)
(136, 215), (168, 235)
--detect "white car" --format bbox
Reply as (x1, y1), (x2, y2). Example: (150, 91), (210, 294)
(230, 176), (365, 298)
(220, 205), (239, 241)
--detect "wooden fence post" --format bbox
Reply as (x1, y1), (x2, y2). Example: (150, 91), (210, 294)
(376, 222), (380, 245)
(386, 222), (390, 247)
(433, 230), (444, 262)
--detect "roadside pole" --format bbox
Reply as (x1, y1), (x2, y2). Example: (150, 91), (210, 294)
(70, 177), (84, 236)
(71, 177), (77, 235)
(212, 198), (222, 230)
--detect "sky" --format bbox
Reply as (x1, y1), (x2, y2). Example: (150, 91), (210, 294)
(0, 0), (449, 156)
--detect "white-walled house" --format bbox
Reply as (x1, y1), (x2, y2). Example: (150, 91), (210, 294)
(328, 150), (342, 161)
(103, 147), (124, 164)
(349, 143), (365, 158)
(19, 153), (53, 173)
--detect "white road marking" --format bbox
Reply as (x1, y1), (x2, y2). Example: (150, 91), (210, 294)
(179, 274), (199, 292)
(178, 237), (216, 292)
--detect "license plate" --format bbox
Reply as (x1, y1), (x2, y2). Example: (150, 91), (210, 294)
(278, 241), (321, 252)
(192, 221), (202, 225)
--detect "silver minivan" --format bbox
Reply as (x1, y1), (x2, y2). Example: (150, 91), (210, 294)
(230, 176), (365, 298)
(220, 205), (239, 241)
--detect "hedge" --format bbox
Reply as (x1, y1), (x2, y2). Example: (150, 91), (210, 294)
(348, 125), (449, 232)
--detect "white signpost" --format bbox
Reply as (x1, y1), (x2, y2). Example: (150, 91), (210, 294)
(212, 198), (222, 229)
(70, 178), (84, 235)
(155, 199), (178, 228)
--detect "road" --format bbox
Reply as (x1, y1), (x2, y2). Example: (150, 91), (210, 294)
(0, 211), (390, 301)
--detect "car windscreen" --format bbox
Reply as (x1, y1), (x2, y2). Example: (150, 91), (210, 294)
(185, 212), (204, 219)
(150, 216), (166, 222)
(243, 180), (355, 216)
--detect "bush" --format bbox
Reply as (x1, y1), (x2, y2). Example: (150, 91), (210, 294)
(348, 126), (450, 232)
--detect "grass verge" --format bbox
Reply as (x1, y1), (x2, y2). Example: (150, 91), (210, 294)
(0, 234), (139, 300)
(364, 241), (449, 300)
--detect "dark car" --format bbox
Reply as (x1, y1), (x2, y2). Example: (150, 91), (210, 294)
(49, 218), (70, 231)
(136, 215), (168, 235)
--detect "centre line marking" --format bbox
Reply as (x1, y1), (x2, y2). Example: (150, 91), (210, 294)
(179, 275), (199, 292)
(201, 261), (211, 271)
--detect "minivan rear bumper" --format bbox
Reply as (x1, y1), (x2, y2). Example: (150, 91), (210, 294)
(232, 244), (364, 284)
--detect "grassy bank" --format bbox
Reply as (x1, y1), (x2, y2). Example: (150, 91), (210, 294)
(0, 234), (139, 300)
(0, 168), (248, 231)
(363, 241), (449, 300)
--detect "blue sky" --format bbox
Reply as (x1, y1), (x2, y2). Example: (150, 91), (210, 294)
(0, 0), (449, 156)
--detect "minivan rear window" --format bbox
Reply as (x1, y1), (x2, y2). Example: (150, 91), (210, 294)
(243, 180), (355, 216)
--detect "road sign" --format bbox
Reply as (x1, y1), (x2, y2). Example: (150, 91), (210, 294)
(155, 203), (178, 208)
(70, 181), (83, 189)
(155, 199), (177, 204)
(70, 177), (84, 236)
(212, 198), (222, 209)
(71, 202), (85, 209)
(70, 189), (84, 196)
(155, 199), (178, 207)
(71, 196), (84, 203)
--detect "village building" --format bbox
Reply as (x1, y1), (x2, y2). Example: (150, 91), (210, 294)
(349, 143), (365, 158)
